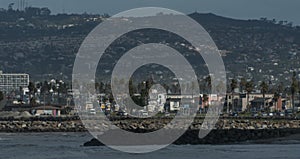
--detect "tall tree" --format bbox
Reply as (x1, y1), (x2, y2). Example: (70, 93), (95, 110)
(291, 71), (298, 113)
(230, 79), (238, 113)
(0, 91), (3, 101)
(205, 76), (212, 94)
(277, 82), (284, 95)
(260, 81), (269, 111)
(129, 79), (135, 97)
(240, 78), (247, 93)
(202, 94), (209, 112)
(28, 82), (35, 95)
(245, 80), (254, 112)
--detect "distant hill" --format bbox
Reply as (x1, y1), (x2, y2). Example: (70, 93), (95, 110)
(0, 10), (299, 88)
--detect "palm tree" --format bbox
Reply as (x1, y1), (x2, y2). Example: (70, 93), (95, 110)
(245, 81), (254, 112)
(291, 71), (298, 113)
(0, 91), (3, 101)
(260, 81), (269, 111)
(28, 82), (35, 95)
(203, 94), (209, 112)
(230, 79), (238, 113)
(240, 78), (247, 93)
(278, 82), (284, 93)
(205, 76), (212, 94)
(298, 80), (300, 107)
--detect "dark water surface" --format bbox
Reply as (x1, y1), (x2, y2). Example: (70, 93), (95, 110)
(0, 132), (300, 159)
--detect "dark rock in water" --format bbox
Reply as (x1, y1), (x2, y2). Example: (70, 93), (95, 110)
(83, 138), (105, 146)
(83, 128), (300, 146)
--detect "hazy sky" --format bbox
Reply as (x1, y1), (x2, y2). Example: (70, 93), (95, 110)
(1, 0), (299, 25)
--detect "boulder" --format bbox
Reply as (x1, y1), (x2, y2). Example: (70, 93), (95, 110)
(83, 138), (105, 146)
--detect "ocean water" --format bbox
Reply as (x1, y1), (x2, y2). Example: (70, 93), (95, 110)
(0, 132), (300, 159)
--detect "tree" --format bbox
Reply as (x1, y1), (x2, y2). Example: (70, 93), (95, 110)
(129, 79), (135, 96)
(0, 91), (3, 101)
(245, 81), (254, 112)
(229, 79), (238, 113)
(277, 82), (284, 95)
(202, 94), (209, 112)
(291, 71), (298, 113)
(28, 81), (35, 95)
(260, 81), (269, 110)
(240, 78), (247, 93)
(41, 81), (50, 94)
(30, 97), (37, 105)
(205, 76), (212, 94)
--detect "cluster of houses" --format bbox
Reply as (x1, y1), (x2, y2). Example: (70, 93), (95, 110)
(225, 93), (289, 112)
(0, 70), (296, 117)
(79, 90), (292, 117)
(2, 86), (294, 117)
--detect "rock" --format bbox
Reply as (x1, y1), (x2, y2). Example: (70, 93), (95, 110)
(83, 138), (105, 146)
(248, 126), (255, 130)
(21, 123), (27, 128)
(20, 111), (32, 118)
(262, 125), (268, 129)
(256, 123), (262, 128)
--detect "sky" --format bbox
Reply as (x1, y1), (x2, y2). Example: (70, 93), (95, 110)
(1, 0), (299, 25)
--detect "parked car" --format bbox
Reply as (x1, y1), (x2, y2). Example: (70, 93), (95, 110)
(252, 112), (259, 118)
(230, 112), (238, 117)
(141, 111), (149, 117)
(279, 112), (285, 117)
(269, 112), (274, 117)
(89, 109), (96, 115)
(262, 113), (268, 117)
(294, 114), (300, 120)
(165, 112), (170, 117)
(117, 110), (128, 117)
(285, 109), (294, 117)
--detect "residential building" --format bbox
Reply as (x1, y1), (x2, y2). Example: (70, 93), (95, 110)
(226, 93), (282, 112)
(0, 71), (29, 93)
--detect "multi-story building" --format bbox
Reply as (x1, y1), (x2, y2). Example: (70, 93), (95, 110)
(0, 71), (29, 93)
(226, 93), (276, 112)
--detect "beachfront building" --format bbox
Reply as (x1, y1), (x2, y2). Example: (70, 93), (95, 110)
(225, 93), (280, 112)
(165, 94), (198, 113)
(35, 105), (62, 116)
(0, 71), (29, 93)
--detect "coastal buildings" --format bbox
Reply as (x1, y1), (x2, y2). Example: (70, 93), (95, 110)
(0, 71), (29, 93)
(35, 105), (62, 116)
(225, 93), (289, 112)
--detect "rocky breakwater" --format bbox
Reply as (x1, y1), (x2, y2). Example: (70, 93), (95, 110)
(0, 120), (86, 132)
(0, 111), (86, 132)
(84, 118), (300, 146)
(1, 111), (300, 145)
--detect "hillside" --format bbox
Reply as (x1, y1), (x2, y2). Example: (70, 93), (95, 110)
(0, 9), (300, 88)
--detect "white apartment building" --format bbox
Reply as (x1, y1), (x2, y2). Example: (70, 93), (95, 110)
(0, 71), (30, 93)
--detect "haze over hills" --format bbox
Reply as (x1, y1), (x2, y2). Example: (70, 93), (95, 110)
(0, 7), (300, 89)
